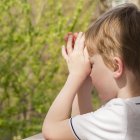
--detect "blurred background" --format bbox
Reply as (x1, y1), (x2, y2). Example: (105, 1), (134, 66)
(0, 0), (140, 140)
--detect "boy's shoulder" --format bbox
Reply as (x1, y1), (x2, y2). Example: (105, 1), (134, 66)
(70, 96), (140, 140)
(104, 96), (140, 108)
(101, 96), (140, 116)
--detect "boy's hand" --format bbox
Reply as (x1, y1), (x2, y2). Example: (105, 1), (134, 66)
(64, 32), (78, 48)
(62, 32), (91, 80)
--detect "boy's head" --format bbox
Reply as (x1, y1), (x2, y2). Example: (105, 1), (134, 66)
(85, 3), (140, 78)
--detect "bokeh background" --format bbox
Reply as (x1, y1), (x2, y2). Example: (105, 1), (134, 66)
(0, 0), (140, 140)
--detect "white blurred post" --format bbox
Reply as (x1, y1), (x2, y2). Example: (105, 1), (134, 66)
(23, 133), (44, 140)
(108, 0), (140, 7)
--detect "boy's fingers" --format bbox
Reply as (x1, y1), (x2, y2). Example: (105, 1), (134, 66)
(73, 32), (78, 38)
(64, 32), (72, 42)
(74, 32), (83, 46)
(73, 32), (78, 43)
(74, 32), (85, 50)
(67, 35), (73, 54)
(62, 45), (68, 60)
(64, 35), (68, 42)
(84, 47), (89, 61)
(80, 34), (85, 50)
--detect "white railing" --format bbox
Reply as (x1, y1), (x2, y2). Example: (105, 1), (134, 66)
(23, 133), (44, 140)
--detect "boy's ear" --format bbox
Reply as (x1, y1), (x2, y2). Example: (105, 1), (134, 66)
(113, 57), (123, 79)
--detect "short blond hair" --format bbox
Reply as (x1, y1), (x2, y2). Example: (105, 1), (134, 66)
(85, 3), (140, 75)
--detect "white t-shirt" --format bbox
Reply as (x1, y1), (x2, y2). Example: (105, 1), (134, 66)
(69, 96), (140, 140)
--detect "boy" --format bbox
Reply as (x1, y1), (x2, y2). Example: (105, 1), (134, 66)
(42, 3), (140, 140)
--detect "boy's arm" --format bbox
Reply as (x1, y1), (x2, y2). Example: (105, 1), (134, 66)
(65, 32), (93, 117)
(42, 32), (91, 139)
(42, 74), (85, 139)
(71, 76), (93, 117)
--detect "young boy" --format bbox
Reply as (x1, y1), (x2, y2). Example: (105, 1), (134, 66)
(42, 3), (140, 140)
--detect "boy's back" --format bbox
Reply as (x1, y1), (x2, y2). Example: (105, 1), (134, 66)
(125, 97), (140, 140)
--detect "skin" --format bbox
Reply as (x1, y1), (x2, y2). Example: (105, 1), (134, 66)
(42, 32), (140, 140)
(65, 32), (93, 116)
(71, 75), (93, 117)
(89, 54), (118, 103)
(42, 32), (91, 140)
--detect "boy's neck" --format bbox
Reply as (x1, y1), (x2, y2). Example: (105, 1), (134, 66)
(117, 89), (140, 99)
(117, 69), (140, 99)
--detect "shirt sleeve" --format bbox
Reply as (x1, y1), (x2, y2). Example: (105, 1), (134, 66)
(69, 102), (127, 140)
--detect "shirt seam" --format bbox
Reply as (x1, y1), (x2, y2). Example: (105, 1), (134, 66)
(69, 118), (81, 140)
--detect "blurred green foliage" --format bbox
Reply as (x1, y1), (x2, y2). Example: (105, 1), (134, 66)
(0, 0), (100, 139)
